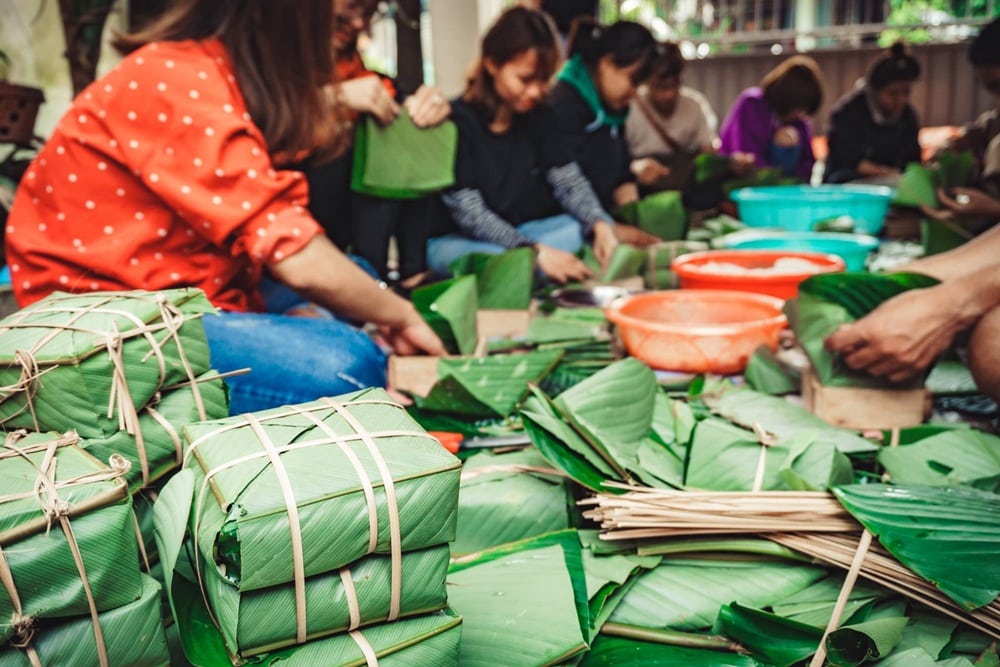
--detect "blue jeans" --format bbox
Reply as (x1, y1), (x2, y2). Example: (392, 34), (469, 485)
(203, 259), (387, 416)
(426, 214), (584, 277)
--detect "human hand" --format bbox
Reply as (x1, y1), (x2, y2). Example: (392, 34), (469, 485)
(611, 222), (661, 247)
(338, 77), (400, 124)
(857, 159), (899, 178)
(591, 221), (619, 269)
(404, 85), (451, 128)
(824, 285), (971, 382)
(937, 187), (1000, 219)
(730, 152), (755, 175)
(772, 125), (799, 148)
(536, 244), (594, 283)
(379, 315), (447, 356)
(631, 157), (672, 186)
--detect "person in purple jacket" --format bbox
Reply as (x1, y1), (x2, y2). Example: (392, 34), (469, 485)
(718, 55), (825, 182)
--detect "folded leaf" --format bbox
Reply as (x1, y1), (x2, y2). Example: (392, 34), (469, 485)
(744, 345), (800, 396)
(415, 349), (564, 417)
(826, 616), (908, 666)
(351, 109), (457, 199)
(715, 602), (823, 667)
(580, 635), (757, 666)
(894, 163), (939, 208)
(449, 248), (535, 310)
(412, 276), (479, 355)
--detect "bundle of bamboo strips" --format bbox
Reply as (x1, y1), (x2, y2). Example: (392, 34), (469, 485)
(769, 532), (1000, 638)
(580, 486), (859, 540)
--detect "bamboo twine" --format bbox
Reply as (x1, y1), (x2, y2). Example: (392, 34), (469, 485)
(809, 529), (873, 667)
(602, 622), (747, 653)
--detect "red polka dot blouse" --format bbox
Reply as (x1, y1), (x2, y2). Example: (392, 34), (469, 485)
(6, 39), (324, 312)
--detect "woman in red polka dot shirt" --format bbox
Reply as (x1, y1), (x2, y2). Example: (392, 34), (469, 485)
(6, 0), (445, 414)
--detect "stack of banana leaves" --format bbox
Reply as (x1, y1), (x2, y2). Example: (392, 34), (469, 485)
(156, 388), (463, 666)
(0, 431), (169, 666)
(0, 288), (230, 494)
(463, 357), (1000, 665)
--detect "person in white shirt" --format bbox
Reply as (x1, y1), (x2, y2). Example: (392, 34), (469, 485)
(625, 41), (718, 193)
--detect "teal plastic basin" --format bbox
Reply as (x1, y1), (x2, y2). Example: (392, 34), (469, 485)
(730, 185), (894, 234)
(716, 230), (880, 271)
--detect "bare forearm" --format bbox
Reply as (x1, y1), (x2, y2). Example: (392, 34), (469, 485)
(902, 223), (1000, 282)
(269, 235), (420, 328)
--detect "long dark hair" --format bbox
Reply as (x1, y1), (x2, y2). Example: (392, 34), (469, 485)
(115, 0), (346, 162)
(565, 17), (656, 83)
(464, 6), (561, 122)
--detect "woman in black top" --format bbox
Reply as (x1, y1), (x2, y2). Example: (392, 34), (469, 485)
(428, 6), (619, 282)
(548, 18), (657, 212)
(824, 42), (922, 184)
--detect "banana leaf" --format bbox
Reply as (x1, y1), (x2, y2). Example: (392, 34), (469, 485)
(922, 218), (973, 257)
(884, 423), (971, 446)
(182, 388), (460, 591)
(700, 382), (879, 455)
(609, 559), (826, 632)
(0, 433), (144, 643)
(447, 531), (590, 667)
(938, 152), (976, 190)
(132, 484), (159, 565)
(601, 244), (646, 282)
(202, 545), (450, 657)
(412, 276), (479, 355)
(82, 373), (230, 492)
(771, 575), (890, 628)
(413, 349), (564, 418)
(744, 346), (800, 396)
(794, 272), (940, 389)
(722, 168), (799, 198)
(833, 484), (1000, 611)
(685, 418), (853, 491)
(874, 647), (975, 667)
(449, 248), (535, 310)
(894, 164), (940, 208)
(927, 360), (980, 396)
(527, 309), (608, 345)
(350, 110), (457, 199)
(580, 635), (758, 666)
(814, 216), (858, 233)
(687, 213), (746, 243)
(452, 447), (573, 556)
(694, 153), (734, 183)
(0, 288), (214, 437)
(521, 361), (684, 490)
(895, 608), (958, 660)
(155, 470), (461, 667)
(715, 603), (823, 667)
(827, 616), (909, 666)
(0, 576), (168, 667)
(614, 191), (687, 241)
(877, 430), (1000, 491)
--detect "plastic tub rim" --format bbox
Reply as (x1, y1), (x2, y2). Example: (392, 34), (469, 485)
(605, 289), (788, 337)
(714, 229), (881, 252)
(671, 249), (846, 285)
(729, 184), (895, 202)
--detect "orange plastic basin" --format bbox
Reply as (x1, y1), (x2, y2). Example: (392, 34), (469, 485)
(672, 249), (845, 300)
(605, 290), (787, 374)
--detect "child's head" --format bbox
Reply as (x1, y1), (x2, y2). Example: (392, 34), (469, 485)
(566, 18), (656, 111)
(969, 17), (1000, 103)
(760, 55), (825, 122)
(465, 6), (562, 119)
(115, 0), (344, 161)
(867, 42), (920, 119)
(643, 41), (685, 116)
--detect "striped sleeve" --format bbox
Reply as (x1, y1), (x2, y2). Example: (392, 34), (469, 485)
(441, 187), (533, 249)
(546, 161), (613, 237)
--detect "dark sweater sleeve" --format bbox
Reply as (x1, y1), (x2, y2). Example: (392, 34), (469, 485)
(825, 95), (870, 173)
(441, 188), (532, 248)
(442, 103), (532, 248)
